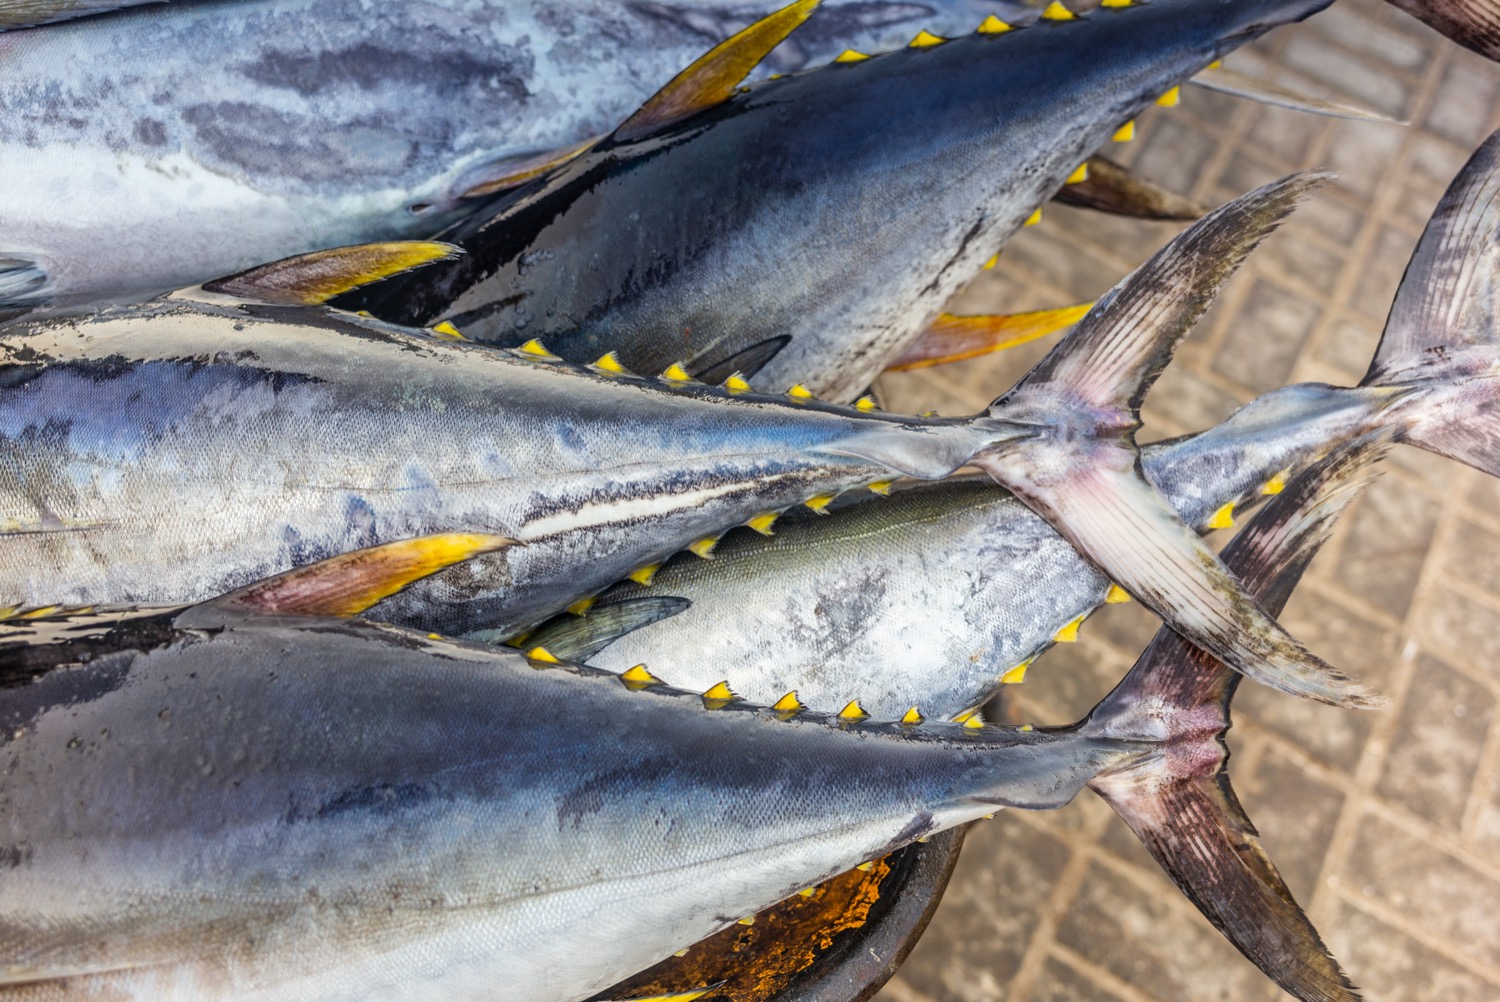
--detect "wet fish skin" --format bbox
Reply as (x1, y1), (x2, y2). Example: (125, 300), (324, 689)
(0, 0), (1022, 307)
(358, 0), (1336, 403)
(0, 429), (1373, 1002)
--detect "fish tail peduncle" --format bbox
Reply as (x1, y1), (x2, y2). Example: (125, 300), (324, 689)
(1361, 124), (1500, 481)
(973, 172), (1379, 709)
(1082, 432), (1393, 1002)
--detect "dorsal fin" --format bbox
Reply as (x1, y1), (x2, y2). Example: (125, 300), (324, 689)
(201, 533), (512, 618)
(201, 241), (462, 306)
(612, 0), (820, 143)
(456, 138), (600, 201)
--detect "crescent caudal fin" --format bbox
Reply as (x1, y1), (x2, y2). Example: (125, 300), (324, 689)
(973, 171), (1377, 707)
(1085, 431), (1393, 1002)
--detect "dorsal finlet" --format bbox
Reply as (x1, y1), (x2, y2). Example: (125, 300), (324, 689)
(901, 706), (924, 726)
(1262, 471), (1289, 496)
(591, 352), (631, 376)
(854, 395), (880, 412)
(613, 0), (821, 142)
(837, 699), (869, 721)
(430, 320), (466, 340)
(526, 645), (561, 664)
(660, 362), (695, 383)
(963, 713), (986, 730)
(1112, 120), (1136, 143)
(834, 49), (870, 63)
(687, 534), (722, 559)
(628, 563), (661, 587)
(785, 383), (815, 401)
(1207, 501), (1236, 530)
(702, 680), (739, 707)
(566, 595), (596, 616)
(1156, 85), (1182, 108)
(976, 15), (1011, 34)
(867, 479), (895, 496)
(620, 664), (663, 689)
(908, 29), (945, 48)
(747, 511), (780, 536)
(1024, 207), (1043, 227)
(804, 493), (837, 514)
(1105, 583), (1132, 604)
(1053, 613), (1086, 644)
(1000, 660), (1031, 685)
(1101, 0), (1134, 7)
(772, 691), (805, 714)
(723, 372), (753, 394)
(1066, 162), (1090, 185)
(517, 338), (561, 361)
(1041, 1), (1076, 20)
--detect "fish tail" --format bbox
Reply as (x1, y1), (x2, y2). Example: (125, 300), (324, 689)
(1082, 432), (1391, 1002)
(1356, 125), (1500, 481)
(974, 172), (1382, 709)
(1384, 0), (1500, 62)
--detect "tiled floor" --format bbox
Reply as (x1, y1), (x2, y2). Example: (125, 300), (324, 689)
(872, 2), (1500, 999)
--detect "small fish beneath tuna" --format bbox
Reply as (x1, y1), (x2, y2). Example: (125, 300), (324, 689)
(0, 431), (1384, 1001)
(1, 174), (1371, 709)
(522, 121), (1500, 720)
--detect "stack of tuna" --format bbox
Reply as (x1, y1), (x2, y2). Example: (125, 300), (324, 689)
(3, 1), (1499, 999)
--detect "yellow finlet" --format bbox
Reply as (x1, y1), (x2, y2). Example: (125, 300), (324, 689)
(952, 708), (978, 724)
(591, 351), (631, 376)
(1053, 613), (1086, 644)
(963, 713), (985, 730)
(1066, 162), (1090, 185)
(518, 338), (560, 361)
(901, 706), (925, 726)
(630, 989), (715, 1002)
(1112, 120), (1136, 143)
(854, 395), (880, 412)
(214, 533), (512, 618)
(804, 493), (837, 514)
(797, 886), (817, 898)
(526, 646), (561, 664)
(786, 383), (815, 401)
(747, 511), (780, 536)
(1208, 58), (1223, 69)
(430, 320), (466, 340)
(867, 479), (896, 496)
(1105, 583), (1132, 605)
(702, 680), (739, 708)
(856, 861), (874, 871)
(976, 14), (1012, 33)
(909, 29), (945, 47)
(838, 699), (869, 722)
(620, 664), (663, 690)
(1000, 660), (1032, 685)
(772, 691), (806, 715)
(613, 0), (820, 142)
(1102, 0), (1134, 6)
(688, 534), (723, 559)
(1262, 472), (1288, 496)
(1156, 85), (1182, 108)
(736, 916), (756, 926)
(723, 371), (753, 394)
(1024, 207), (1043, 227)
(628, 563), (662, 586)
(673, 948), (691, 958)
(660, 362), (695, 383)
(835, 48), (871, 63)
(1019, 723), (1034, 732)
(567, 595), (596, 616)
(426, 632), (443, 640)
(982, 253), (999, 271)
(1041, 1), (1076, 20)
(1207, 502), (1236, 530)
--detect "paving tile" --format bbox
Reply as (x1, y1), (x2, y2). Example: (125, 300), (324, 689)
(1427, 59), (1500, 147)
(1376, 655), (1496, 833)
(1023, 957), (1130, 1002)
(1211, 277), (1321, 392)
(1351, 225), (1416, 322)
(1438, 517), (1500, 595)
(1242, 104), (1323, 165)
(1279, 35), (1414, 120)
(1345, 810), (1500, 971)
(1323, 899), (1500, 1002)
(1319, 118), (1408, 203)
(1419, 583), (1500, 683)
(891, 819), (1072, 1001)
(1331, 474), (1441, 618)
(1129, 115), (1221, 199)
(1312, 316), (1382, 385)
(1054, 858), (1276, 1001)
(1238, 744), (1347, 898)
(1307, 3), (1434, 74)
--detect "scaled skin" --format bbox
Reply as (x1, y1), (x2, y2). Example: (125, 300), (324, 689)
(0, 615), (1131, 1001)
(355, 0), (1337, 402)
(0, 0), (1022, 306)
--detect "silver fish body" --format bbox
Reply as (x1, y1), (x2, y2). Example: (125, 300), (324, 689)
(0, 614), (1128, 1001)
(0, 0), (1020, 307)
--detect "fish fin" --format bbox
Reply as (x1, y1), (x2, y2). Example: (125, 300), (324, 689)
(1384, 0), (1500, 62)
(0, 255), (48, 304)
(589, 984), (725, 1002)
(1085, 435), (1388, 1002)
(201, 241), (463, 306)
(0, 1), (157, 29)
(978, 173), (1375, 707)
(885, 305), (1093, 372)
(514, 596), (691, 663)
(1362, 126), (1500, 479)
(454, 138), (600, 200)
(196, 533), (513, 619)
(1192, 65), (1403, 124)
(612, 0), (819, 142)
(690, 335), (792, 384)
(1051, 156), (1207, 221)
(1007, 170), (1331, 418)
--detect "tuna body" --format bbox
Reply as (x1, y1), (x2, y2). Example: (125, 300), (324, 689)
(0, 616), (1123, 1001)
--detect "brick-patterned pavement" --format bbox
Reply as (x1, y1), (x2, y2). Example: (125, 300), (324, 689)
(872, 2), (1500, 998)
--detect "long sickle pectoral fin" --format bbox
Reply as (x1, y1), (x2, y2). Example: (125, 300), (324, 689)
(194, 533), (513, 620)
(1193, 65), (1402, 124)
(1053, 157), (1207, 221)
(612, 0), (820, 143)
(200, 241), (463, 306)
(885, 304), (1093, 372)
